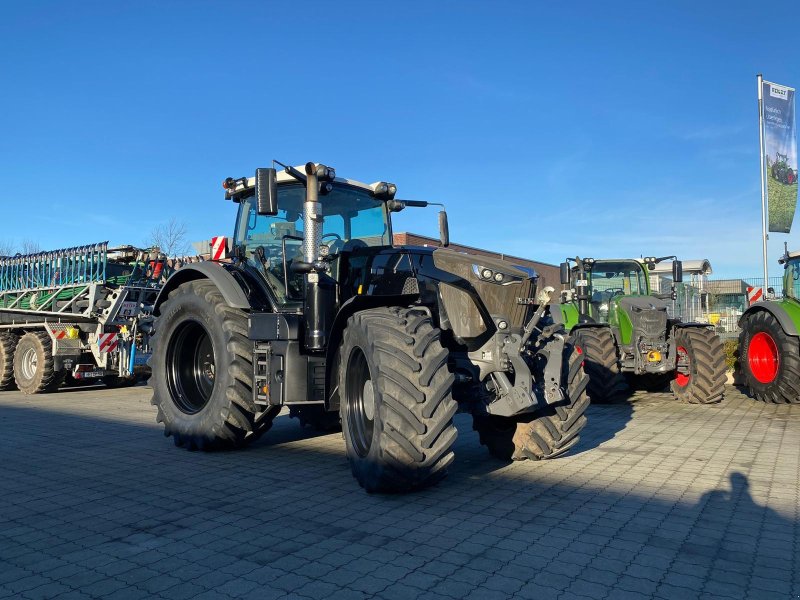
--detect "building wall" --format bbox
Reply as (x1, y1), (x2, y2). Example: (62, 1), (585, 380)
(393, 232), (560, 289)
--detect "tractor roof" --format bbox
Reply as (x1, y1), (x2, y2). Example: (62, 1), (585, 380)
(651, 259), (712, 275)
(779, 250), (800, 263)
(224, 166), (389, 200)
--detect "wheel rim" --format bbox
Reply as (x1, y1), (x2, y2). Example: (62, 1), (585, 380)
(19, 347), (38, 380)
(344, 347), (374, 457)
(166, 320), (216, 414)
(748, 332), (779, 384)
(675, 346), (690, 387)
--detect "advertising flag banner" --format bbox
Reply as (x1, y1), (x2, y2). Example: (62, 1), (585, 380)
(762, 80), (797, 233)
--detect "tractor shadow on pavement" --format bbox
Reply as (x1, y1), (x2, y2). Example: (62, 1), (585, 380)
(0, 395), (795, 600)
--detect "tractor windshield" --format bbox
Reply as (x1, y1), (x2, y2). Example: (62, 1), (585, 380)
(785, 257), (800, 300)
(234, 183), (391, 305)
(588, 261), (648, 299)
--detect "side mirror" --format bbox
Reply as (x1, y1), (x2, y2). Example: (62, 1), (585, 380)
(438, 210), (450, 248)
(560, 262), (571, 285)
(255, 168), (278, 216)
(672, 260), (683, 284)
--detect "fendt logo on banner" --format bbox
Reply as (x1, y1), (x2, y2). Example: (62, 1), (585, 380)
(761, 80), (798, 233)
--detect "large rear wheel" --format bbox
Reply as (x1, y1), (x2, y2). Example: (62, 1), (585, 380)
(738, 311), (800, 403)
(339, 307), (457, 493)
(0, 333), (18, 391)
(670, 327), (726, 404)
(150, 280), (279, 450)
(473, 339), (590, 461)
(13, 332), (60, 394)
(572, 327), (628, 403)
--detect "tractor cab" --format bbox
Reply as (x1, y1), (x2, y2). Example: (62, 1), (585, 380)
(580, 259), (649, 324)
(779, 250), (800, 300)
(224, 168), (396, 309)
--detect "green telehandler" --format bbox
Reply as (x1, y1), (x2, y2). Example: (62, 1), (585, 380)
(557, 256), (726, 404)
(738, 246), (800, 403)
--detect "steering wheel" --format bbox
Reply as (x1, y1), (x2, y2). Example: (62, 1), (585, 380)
(321, 232), (345, 257)
(603, 288), (625, 298)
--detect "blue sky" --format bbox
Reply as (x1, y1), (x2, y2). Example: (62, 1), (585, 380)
(1, 1), (798, 278)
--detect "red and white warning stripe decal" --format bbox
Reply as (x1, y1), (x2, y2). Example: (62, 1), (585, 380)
(211, 236), (228, 261)
(98, 333), (118, 353)
(747, 286), (763, 306)
(51, 330), (67, 340)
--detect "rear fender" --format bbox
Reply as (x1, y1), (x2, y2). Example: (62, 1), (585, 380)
(153, 262), (251, 315)
(739, 302), (799, 337)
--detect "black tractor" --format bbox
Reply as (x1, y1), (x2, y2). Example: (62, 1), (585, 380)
(149, 162), (588, 492)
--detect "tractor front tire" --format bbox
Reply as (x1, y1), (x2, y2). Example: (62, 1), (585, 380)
(738, 311), (800, 404)
(339, 306), (457, 493)
(0, 333), (18, 391)
(473, 341), (590, 461)
(149, 280), (280, 450)
(670, 327), (726, 404)
(573, 327), (628, 403)
(13, 332), (60, 394)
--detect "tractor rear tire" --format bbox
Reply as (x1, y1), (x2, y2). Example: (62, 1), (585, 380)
(13, 332), (60, 394)
(0, 333), (18, 391)
(290, 405), (342, 432)
(572, 327), (628, 403)
(738, 311), (800, 404)
(473, 340), (590, 461)
(670, 328), (726, 404)
(149, 280), (280, 450)
(339, 306), (457, 493)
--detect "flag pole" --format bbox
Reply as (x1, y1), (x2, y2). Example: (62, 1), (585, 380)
(758, 74), (769, 292)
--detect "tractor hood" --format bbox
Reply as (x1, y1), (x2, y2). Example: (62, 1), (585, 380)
(431, 248), (537, 333)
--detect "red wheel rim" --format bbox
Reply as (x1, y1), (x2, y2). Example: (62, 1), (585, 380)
(675, 346), (690, 387)
(748, 332), (779, 384)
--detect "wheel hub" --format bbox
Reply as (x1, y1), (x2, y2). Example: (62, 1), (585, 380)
(20, 347), (38, 380)
(362, 380), (375, 421)
(748, 332), (779, 384)
(674, 346), (690, 387)
(344, 347), (374, 457)
(165, 320), (216, 414)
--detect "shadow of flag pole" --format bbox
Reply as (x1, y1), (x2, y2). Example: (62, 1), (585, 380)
(758, 73), (770, 292)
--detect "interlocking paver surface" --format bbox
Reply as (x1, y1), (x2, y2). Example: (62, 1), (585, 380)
(0, 385), (798, 599)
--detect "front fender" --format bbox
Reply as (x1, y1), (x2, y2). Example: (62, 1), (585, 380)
(153, 262), (251, 315)
(739, 301), (799, 336)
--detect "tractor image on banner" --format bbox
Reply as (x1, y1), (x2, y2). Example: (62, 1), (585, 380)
(557, 257), (726, 404)
(738, 246), (800, 403)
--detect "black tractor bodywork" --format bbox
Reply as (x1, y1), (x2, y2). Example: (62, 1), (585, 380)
(149, 163), (588, 492)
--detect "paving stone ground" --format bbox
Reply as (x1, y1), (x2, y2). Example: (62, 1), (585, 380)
(0, 384), (798, 600)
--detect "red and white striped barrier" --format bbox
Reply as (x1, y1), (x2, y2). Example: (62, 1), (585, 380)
(98, 333), (118, 353)
(211, 236), (228, 261)
(747, 286), (763, 306)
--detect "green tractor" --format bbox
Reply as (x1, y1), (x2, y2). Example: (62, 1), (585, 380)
(738, 247), (800, 403)
(557, 257), (726, 404)
(771, 153), (797, 185)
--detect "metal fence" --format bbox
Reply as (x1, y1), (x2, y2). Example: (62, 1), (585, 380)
(652, 275), (785, 340)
